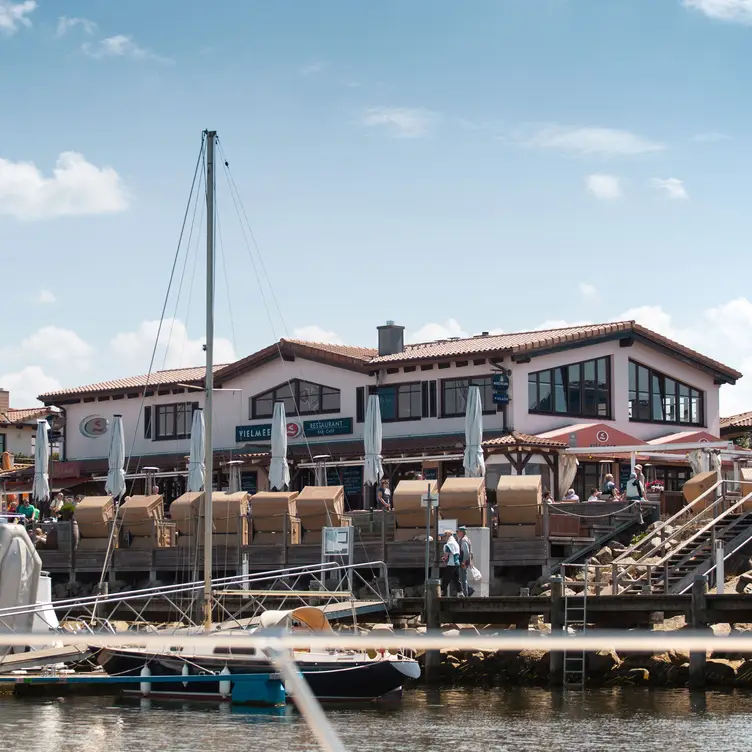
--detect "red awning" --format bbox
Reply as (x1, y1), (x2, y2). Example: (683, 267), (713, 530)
(647, 430), (722, 445)
(536, 422), (643, 449)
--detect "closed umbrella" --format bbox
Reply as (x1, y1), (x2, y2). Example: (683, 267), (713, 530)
(105, 415), (126, 500)
(187, 408), (206, 492)
(32, 419), (50, 507)
(269, 402), (290, 491)
(364, 394), (383, 487)
(463, 385), (485, 478)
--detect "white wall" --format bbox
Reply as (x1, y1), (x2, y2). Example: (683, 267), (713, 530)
(0, 425), (35, 456)
(61, 340), (725, 462)
(509, 339), (720, 439)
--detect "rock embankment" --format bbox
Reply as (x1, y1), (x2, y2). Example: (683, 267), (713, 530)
(414, 648), (752, 688)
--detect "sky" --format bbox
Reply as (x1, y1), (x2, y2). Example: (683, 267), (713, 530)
(2, 0), (752, 414)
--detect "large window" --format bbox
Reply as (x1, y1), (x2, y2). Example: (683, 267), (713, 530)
(251, 379), (340, 419)
(441, 376), (497, 417)
(155, 402), (199, 440)
(377, 383), (422, 422)
(628, 360), (704, 425)
(528, 357), (611, 418)
(0, 434), (5, 453)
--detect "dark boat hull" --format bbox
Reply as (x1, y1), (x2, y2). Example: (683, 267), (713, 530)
(97, 648), (418, 702)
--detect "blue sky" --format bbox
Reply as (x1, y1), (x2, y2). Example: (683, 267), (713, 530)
(2, 0), (752, 412)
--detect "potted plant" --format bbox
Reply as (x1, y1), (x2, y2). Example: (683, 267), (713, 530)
(58, 503), (79, 550)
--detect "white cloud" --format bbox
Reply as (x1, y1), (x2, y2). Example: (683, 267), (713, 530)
(579, 282), (598, 300)
(36, 289), (55, 304)
(0, 366), (61, 408)
(20, 326), (93, 365)
(690, 131), (729, 142)
(408, 319), (468, 344)
(586, 174), (622, 200)
(299, 61), (328, 76)
(109, 318), (236, 371)
(523, 125), (664, 156)
(361, 107), (438, 139)
(683, 0), (752, 24)
(651, 177), (689, 200)
(536, 319), (593, 330)
(0, 1), (36, 35)
(0, 151), (128, 220)
(291, 325), (343, 344)
(56, 15), (96, 37)
(81, 35), (171, 63)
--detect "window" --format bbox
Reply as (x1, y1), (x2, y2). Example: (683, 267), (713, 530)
(154, 402), (199, 440)
(441, 376), (497, 417)
(250, 379), (341, 419)
(0, 434), (5, 453)
(529, 357), (611, 418)
(377, 383), (422, 421)
(628, 360), (704, 426)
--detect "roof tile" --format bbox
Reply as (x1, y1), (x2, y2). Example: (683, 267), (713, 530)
(721, 411), (752, 429)
(483, 431), (567, 449)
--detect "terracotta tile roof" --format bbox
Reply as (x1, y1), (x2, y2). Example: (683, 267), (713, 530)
(39, 365), (227, 400)
(0, 407), (56, 424)
(483, 431), (567, 449)
(370, 321), (742, 382)
(721, 411), (752, 429)
(283, 340), (376, 361)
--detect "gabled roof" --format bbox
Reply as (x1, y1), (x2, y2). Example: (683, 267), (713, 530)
(38, 319), (742, 403)
(721, 411), (752, 430)
(39, 365), (227, 401)
(483, 431), (567, 449)
(0, 407), (56, 425)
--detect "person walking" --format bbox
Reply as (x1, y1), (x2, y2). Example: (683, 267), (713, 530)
(457, 526), (475, 597)
(440, 530), (461, 597)
(376, 478), (392, 511)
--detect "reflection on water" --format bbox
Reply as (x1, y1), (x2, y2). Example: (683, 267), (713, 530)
(3, 688), (752, 751)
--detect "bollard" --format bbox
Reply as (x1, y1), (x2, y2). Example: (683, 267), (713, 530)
(549, 576), (564, 686)
(689, 575), (708, 690)
(424, 578), (442, 685)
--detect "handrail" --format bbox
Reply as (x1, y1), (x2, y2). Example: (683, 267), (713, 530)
(612, 479), (723, 564)
(617, 490), (752, 594)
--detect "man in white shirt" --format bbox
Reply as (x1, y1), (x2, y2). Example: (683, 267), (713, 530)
(440, 530), (462, 597)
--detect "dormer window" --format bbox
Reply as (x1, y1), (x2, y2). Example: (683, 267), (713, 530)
(250, 379), (341, 419)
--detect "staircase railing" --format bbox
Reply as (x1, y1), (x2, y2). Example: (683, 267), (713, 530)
(612, 479), (723, 566)
(615, 484), (752, 594)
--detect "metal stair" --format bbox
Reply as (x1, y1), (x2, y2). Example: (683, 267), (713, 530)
(613, 480), (752, 595)
(561, 564), (587, 688)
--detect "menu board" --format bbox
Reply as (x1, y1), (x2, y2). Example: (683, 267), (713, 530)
(326, 466), (364, 496)
(240, 471), (258, 494)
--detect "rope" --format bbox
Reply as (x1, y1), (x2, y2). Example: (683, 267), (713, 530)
(547, 500), (643, 519)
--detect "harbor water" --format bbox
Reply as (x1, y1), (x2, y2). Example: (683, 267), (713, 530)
(3, 687), (752, 751)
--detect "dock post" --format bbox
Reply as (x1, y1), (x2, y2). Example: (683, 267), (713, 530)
(424, 578), (442, 685)
(689, 575), (708, 690)
(549, 575), (564, 686)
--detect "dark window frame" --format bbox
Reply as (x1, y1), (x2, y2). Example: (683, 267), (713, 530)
(440, 375), (499, 418)
(528, 356), (612, 419)
(0, 433), (5, 453)
(376, 381), (423, 423)
(154, 402), (199, 441)
(628, 359), (705, 427)
(250, 379), (341, 420)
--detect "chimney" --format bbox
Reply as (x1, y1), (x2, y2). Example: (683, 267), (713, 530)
(0, 389), (8, 415)
(377, 321), (405, 356)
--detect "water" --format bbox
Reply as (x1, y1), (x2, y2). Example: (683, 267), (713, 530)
(3, 688), (752, 751)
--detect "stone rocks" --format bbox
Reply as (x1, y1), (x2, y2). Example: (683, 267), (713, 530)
(735, 658), (752, 687)
(735, 571), (752, 594)
(595, 546), (614, 566)
(605, 667), (650, 686)
(705, 658), (737, 686)
(586, 650), (620, 677)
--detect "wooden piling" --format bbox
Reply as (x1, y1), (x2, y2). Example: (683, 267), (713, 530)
(549, 575), (564, 686)
(689, 575), (708, 689)
(424, 579), (442, 685)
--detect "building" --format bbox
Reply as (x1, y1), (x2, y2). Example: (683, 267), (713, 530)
(0, 389), (60, 459)
(720, 411), (752, 445)
(39, 320), (742, 505)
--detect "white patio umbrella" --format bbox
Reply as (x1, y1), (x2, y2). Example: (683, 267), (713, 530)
(364, 394), (384, 486)
(105, 415), (126, 500)
(187, 408), (206, 492)
(463, 385), (485, 478)
(32, 419), (50, 506)
(269, 402), (290, 491)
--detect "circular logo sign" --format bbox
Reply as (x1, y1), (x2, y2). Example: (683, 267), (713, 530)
(286, 422), (301, 439)
(698, 438), (709, 444)
(596, 430), (609, 443)
(80, 415), (109, 438)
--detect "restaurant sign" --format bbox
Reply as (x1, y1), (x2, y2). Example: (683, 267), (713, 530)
(236, 417), (353, 444)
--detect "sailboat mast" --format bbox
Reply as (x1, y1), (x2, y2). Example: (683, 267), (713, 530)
(203, 129), (216, 631)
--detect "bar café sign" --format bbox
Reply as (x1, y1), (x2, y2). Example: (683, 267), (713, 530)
(235, 417), (353, 443)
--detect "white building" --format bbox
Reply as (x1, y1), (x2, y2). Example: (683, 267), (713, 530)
(0, 389), (60, 459)
(40, 320), (741, 505)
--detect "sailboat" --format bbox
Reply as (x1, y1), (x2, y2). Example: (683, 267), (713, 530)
(97, 130), (419, 702)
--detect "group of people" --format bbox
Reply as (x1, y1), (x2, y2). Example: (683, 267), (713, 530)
(3, 492), (78, 526)
(441, 526), (476, 598)
(558, 466), (648, 504)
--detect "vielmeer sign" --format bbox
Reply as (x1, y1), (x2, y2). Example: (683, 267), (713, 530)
(235, 417), (353, 444)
